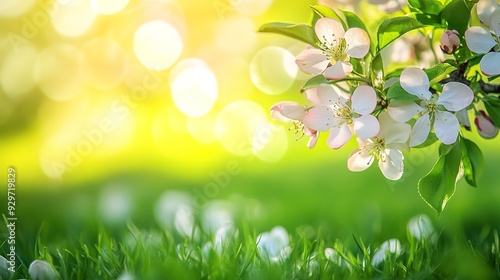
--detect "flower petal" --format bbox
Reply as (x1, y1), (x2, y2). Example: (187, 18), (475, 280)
(306, 131), (319, 149)
(305, 84), (345, 107)
(315, 18), (345, 46)
(295, 48), (329, 75)
(302, 106), (336, 131)
(455, 109), (471, 130)
(344, 28), (370, 58)
(464, 26), (497, 54)
(353, 115), (380, 139)
(270, 101), (305, 121)
(324, 61), (353, 80)
(352, 85), (377, 115)
(378, 112), (411, 144)
(489, 9), (500, 36)
(378, 148), (404, 180)
(434, 111), (459, 145)
(437, 82), (474, 111)
(480, 52), (500, 76)
(477, 0), (500, 25)
(327, 123), (352, 149)
(410, 113), (431, 147)
(387, 100), (424, 123)
(400, 67), (431, 100)
(347, 147), (373, 172)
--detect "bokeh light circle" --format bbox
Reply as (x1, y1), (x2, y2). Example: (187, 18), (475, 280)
(98, 186), (131, 224)
(90, 0), (129, 14)
(250, 46), (298, 95)
(252, 123), (288, 162)
(154, 191), (192, 230)
(83, 37), (128, 90)
(34, 44), (85, 101)
(51, 0), (96, 37)
(170, 59), (218, 117)
(229, 0), (273, 16)
(134, 20), (183, 70)
(1, 44), (38, 100)
(215, 100), (268, 156)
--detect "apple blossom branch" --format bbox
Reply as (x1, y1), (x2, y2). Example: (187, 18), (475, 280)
(441, 62), (500, 94)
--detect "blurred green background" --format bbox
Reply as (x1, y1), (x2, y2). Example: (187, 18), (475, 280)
(1, 0), (500, 276)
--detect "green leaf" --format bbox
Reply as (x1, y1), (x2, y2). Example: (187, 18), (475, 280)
(418, 143), (462, 214)
(460, 137), (484, 187)
(414, 133), (439, 148)
(343, 9), (367, 31)
(386, 82), (420, 101)
(483, 99), (500, 126)
(442, 0), (473, 34)
(385, 68), (404, 80)
(302, 75), (329, 91)
(310, 5), (347, 30)
(415, 13), (445, 27)
(408, 0), (444, 15)
(371, 54), (384, 88)
(377, 16), (423, 52)
(424, 63), (457, 86)
(258, 22), (317, 46)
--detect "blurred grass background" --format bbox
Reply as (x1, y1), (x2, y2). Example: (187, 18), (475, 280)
(1, 0), (500, 278)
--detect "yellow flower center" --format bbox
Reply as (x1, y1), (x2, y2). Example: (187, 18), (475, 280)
(318, 35), (349, 63)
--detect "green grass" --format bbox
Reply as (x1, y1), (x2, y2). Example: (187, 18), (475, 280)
(2, 150), (500, 279)
(2, 216), (500, 279)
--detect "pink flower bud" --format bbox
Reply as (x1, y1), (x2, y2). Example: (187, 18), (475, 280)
(475, 110), (498, 139)
(440, 30), (460, 54)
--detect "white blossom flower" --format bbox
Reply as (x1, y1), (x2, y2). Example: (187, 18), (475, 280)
(257, 226), (290, 262)
(324, 248), (352, 270)
(465, 0), (500, 76)
(295, 18), (370, 80)
(387, 67), (473, 146)
(407, 214), (436, 242)
(270, 101), (319, 148)
(28, 260), (57, 280)
(465, 26), (500, 76)
(347, 112), (410, 180)
(371, 239), (402, 266)
(117, 272), (135, 280)
(0, 255), (12, 279)
(302, 84), (380, 149)
(477, 0), (500, 26)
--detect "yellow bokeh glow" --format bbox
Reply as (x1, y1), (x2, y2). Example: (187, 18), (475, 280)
(90, 0), (130, 15)
(1, 44), (38, 100)
(134, 20), (183, 70)
(215, 100), (268, 156)
(34, 44), (85, 101)
(170, 59), (218, 118)
(250, 46), (298, 95)
(230, 0), (274, 16)
(0, 0), (35, 18)
(187, 115), (218, 144)
(252, 123), (288, 162)
(83, 37), (128, 90)
(51, 0), (96, 37)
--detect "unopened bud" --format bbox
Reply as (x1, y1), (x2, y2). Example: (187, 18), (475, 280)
(475, 110), (498, 139)
(440, 30), (460, 54)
